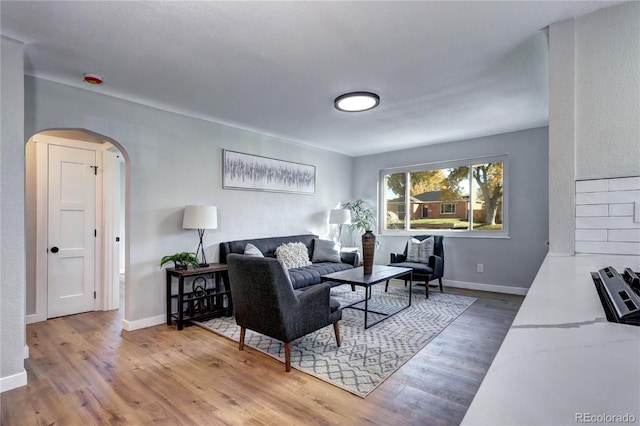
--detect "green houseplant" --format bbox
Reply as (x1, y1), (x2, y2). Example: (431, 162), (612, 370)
(342, 199), (376, 237)
(160, 252), (201, 270)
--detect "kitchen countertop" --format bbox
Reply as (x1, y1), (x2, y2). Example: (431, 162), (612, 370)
(462, 254), (640, 426)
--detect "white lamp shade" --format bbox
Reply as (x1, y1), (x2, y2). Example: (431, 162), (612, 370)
(183, 205), (218, 230)
(329, 208), (351, 225)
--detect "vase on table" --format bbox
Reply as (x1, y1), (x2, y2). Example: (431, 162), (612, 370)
(362, 230), (376, 275)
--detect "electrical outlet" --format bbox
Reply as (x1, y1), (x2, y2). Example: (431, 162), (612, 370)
(477, 263), (484, 273)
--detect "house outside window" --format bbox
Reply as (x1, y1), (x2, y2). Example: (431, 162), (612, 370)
(381, 155), (507, 235)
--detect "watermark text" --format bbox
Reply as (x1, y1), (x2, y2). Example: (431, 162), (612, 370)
(576, 413), (636, 423)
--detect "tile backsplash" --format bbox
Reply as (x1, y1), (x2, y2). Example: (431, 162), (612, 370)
(575, 176), (640, 255)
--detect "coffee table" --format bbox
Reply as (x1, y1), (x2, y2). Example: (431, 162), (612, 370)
(321, 265), (412, 329)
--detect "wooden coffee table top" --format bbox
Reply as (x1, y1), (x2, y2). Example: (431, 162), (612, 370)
(320, 265), (412, 287)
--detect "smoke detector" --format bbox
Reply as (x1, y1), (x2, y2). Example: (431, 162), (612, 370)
(83, 74), (103, 85)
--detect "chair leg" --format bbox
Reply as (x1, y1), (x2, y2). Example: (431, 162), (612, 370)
(439, 277), (443, 292)
(239, 327), (246, 351)
(384, 280), (389, 292)
(333, 322), (342, 347)
(425, 280), (430, 299)
(284, 342), (291, 372)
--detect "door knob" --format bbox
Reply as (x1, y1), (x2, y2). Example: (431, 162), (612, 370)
(50, 246), (59, 253)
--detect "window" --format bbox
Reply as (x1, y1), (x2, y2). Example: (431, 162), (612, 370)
(440, 203), (456, 215)
(381, 156), (506, 235)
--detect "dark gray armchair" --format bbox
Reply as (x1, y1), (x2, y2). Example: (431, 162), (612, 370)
(226, 254), (342, 372)
(385, 235), (444, 298)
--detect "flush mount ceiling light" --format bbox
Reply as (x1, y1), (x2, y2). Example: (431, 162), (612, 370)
(83, 73), (103, 85)
(334, 91), (380, 112)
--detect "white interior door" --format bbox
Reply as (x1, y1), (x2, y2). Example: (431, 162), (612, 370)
(47, 144), (97, 318)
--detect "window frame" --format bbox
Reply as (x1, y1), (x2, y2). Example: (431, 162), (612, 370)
(379, 154), (509, 238)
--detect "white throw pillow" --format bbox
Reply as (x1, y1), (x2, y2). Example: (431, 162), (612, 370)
(275, 242), (312, 269)
(244, 243), (264, 257)
(406, 237), (434, 263)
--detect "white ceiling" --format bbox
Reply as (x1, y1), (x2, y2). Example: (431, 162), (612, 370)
(1, 1), (623, 156)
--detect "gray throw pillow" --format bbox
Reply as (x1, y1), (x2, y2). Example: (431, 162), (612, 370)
(406, 237), (434, 263)
(244, 243), (264, 257)
(312, 239), (341, 263)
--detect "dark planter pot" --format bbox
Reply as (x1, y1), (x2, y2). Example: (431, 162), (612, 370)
(174, 263), (188, 270)
(362, 230), (376, 275)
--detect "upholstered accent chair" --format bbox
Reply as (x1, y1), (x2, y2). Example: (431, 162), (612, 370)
(385, 235), (444, 298)
(226, 254), (342, 372)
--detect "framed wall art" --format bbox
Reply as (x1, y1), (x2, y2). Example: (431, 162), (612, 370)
(223, 150), (316, 195)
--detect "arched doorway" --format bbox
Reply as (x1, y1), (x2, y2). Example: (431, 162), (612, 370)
(25, 129), (129, 323)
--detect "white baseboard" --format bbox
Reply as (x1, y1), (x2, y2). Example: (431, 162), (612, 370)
(25, 313), (43, 325)
(443, 279), (529, 296)
(0, 370), (27, 393)
(122, 314), (165, 331)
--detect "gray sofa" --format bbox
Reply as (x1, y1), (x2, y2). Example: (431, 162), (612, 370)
(219, 234), (360, 291)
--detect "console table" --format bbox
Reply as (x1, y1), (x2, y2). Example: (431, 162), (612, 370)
(165, 263), (232, 330)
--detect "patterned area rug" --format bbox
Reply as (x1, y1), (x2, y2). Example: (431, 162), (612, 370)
(195, 283), (476, 397)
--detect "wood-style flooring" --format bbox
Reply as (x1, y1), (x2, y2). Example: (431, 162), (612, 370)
(1, 285), (523, 425)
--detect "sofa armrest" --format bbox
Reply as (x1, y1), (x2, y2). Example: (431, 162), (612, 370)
(390, 252), (406, 263)
(340, 251), (360, 267)
(294, 283), (334, 328)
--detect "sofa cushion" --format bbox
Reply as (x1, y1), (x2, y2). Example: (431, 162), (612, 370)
(288, 262), (352, 290)
(311, 238), (341, 263)
(389, 261), (433, 275)
(275, 242), (312, 269)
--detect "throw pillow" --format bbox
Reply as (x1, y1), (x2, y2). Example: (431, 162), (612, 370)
(311, 238), (341, 263)
(406, 236), (434, 263)
(243, 243), (264, 257)
(275, 242), (312, 269)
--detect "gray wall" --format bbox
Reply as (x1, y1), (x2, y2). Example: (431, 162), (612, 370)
(1, 36), (27, 389)
(23, 76), (354, 323)
(4, 0), (638, 391)
(549, 1), (640, 254)
(353, 127), (549, 291)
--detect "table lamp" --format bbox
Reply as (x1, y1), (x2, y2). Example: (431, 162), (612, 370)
(183, 205), (218, 267)
(329, 208), (351, 246)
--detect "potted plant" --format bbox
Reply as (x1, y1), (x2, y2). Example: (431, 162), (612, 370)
(160, 252), (201, 270)
(342, 199), (376, 238)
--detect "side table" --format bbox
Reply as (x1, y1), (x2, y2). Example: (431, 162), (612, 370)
(166, 263), (233, 330)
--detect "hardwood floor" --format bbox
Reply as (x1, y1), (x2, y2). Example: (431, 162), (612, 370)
(1, 286), (522, 425)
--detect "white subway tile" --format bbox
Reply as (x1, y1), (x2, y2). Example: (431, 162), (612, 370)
(576, 216), (640, 229)
(575, 190), (640, 205)
(576, 191), (607, 205)
(610, 203), (634, 216)
(576, 204), (609, 217)
(576, 179), (608, 193)
(576, 229), (607, 241)
(608, 176), (640, 191)
(575, 241), (640, 255)
(608, 229), (640, 242)
(575, 177), (640, 255)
